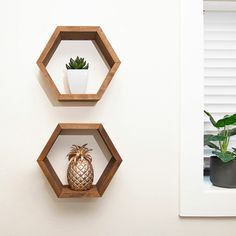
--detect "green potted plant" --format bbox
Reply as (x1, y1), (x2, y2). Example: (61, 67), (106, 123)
(66, 56), (89, 94)
(204, 110), (236, 188)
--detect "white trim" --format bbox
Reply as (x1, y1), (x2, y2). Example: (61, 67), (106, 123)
(180, 0), (236, 217)
(180, 0), (205, 217)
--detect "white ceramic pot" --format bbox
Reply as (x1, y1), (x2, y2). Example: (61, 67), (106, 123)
(67, 69), (88, 94)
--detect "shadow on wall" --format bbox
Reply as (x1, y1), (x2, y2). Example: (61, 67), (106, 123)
(40, 172), (100, 213)
(36, 70), (97, 107)
(34, 163), (100, 210)
(35, 163), (121, 213)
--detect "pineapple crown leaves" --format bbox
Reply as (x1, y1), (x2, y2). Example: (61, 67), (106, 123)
(66, 56), (89, 70)
(67, 144), (92, 163)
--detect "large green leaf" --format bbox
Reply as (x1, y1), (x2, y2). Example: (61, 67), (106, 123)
(215, 114), (236, 128)
(229, 127), (236, 136)
(219, 127), (236, 136)
(204, 134), (226, 145)
(206, 142), (220, 150)
(212, 151), (236, 163)
(222, 114), (236, 125)
(204, 110), (217, 127)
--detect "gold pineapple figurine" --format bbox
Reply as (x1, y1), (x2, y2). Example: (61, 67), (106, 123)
(67, 144), (94, 191)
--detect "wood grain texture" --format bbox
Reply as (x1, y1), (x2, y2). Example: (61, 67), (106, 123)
(37, 123), (122, 198)
(97, 63), (120, 98)
(37, 124), (62, 161)
(97, 124), (122, 195)
(58, 123), (100, 130)
(96, 158), (121, 196)
(96, 27), (120, 66)
(37, 26), (121, 102)
(58, 94), (99, 102)
(98, 124), (122, 163)
(39, 158), (63, 197)
(60, 185), (101, 198)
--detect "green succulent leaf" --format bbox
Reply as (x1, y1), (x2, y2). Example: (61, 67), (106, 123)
(75, 56), (80, 62)
(79, 62), (83, 69)
(69, 61), (74, 68)
(72, 61), (78, 69)
(81, 61), (86, 68)
(70, 58), (75, 64)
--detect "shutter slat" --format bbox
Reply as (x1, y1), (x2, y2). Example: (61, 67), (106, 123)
(205, 12), (236, 23)
(205, 59), (236, 67)
(205, 23), (236, 31)
(205, 95), (236, 104)
(204, 85), (236, 95)
(204, 67), (236, 76)
(205, 40), (236, 50)
(205, 31), (236, 40)
(205, 49), (236, 58)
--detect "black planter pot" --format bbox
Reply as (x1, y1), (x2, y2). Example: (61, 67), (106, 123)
(210, 156), (236, 188)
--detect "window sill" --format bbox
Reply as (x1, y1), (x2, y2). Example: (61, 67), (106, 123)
(204, 176), (236, 193)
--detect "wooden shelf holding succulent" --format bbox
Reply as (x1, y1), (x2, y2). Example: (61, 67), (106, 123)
(37, 26), (121, 102)
(37, 123), (122, 198)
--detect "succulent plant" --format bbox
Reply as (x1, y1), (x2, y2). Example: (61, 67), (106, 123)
(66, 56), (89, 69)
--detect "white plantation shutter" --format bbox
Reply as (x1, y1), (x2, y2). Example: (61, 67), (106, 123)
(204, 9), (236, 162)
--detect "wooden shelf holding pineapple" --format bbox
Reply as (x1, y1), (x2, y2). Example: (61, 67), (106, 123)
(37, 123), (122, 198)
(37, 26), (121, 102)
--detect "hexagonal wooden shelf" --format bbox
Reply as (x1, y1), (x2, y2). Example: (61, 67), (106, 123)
(37, 123), (122, 198)
(37, 26), (121, 102)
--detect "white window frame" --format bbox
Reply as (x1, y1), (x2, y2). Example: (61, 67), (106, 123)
(180, 0), (236, 217)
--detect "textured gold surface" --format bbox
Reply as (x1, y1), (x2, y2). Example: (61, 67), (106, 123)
(67, 144), (94, 191)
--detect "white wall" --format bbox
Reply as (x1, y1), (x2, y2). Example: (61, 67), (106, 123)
(1, 0), (236, 235)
